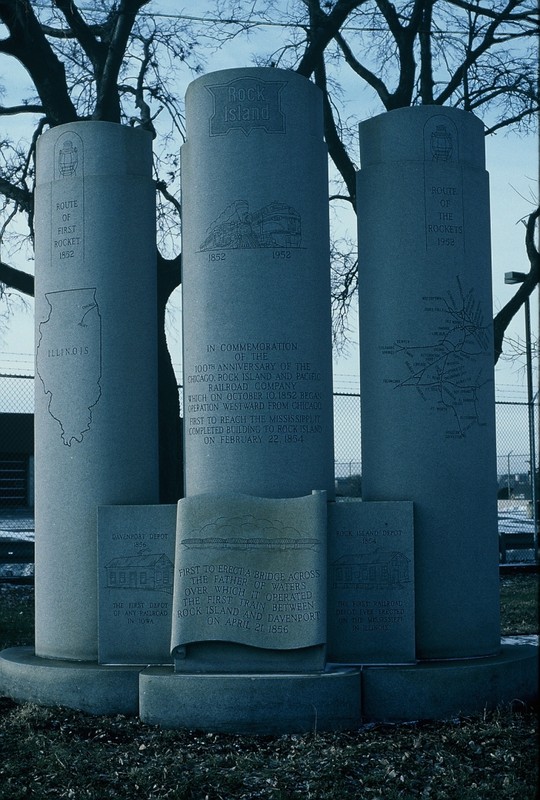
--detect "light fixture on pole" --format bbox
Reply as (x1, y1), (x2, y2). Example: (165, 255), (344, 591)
(504, 271), (538, 560)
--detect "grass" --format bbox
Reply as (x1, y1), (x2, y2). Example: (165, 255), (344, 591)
(0, 575), (538, 800)
(0, 585), (34, 649)
(0, 699), (537, 800)
(499, 573), (539, 635)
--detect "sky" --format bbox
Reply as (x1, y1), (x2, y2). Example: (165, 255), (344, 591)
(0, 1), (538, 463)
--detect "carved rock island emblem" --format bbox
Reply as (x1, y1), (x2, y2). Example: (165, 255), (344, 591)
(207, 77), (286, 136)
(37, 288), (102, 446)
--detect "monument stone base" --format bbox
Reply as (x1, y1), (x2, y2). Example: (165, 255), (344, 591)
(173, 641), (325, 674)
(139, 668), (362, 734)
(0, 647), (141, 716)
(1, 643), (537, 731)
(359, 644), (539, 722)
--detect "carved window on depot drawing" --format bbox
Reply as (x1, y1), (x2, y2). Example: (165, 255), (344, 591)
(105, 554), (174, 595)
(331, 551), (411, 590)
(200, 200), (302, 251)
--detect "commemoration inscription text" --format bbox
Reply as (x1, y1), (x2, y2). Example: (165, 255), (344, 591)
(185, 340), (325, 448)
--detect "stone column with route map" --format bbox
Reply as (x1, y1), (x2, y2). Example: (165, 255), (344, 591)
(357, 107), (500, 660)
(34, 122), (159, 661)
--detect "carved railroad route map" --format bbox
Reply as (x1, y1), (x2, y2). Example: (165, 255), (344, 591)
(380, 277), (492, 439)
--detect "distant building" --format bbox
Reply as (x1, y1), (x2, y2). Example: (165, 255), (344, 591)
(0, 413), (34, 507)
(497, 472), (534, 500)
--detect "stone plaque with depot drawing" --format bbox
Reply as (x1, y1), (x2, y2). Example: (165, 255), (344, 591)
(171, 492), (327, 673)
(327, 500), (415, 664)
(98, 505), (176, 665)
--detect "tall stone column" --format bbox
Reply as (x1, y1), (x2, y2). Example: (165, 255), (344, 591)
(357, 107), (500, 660)
(181, 68), (334, 499)
(34, 122), (159, 661)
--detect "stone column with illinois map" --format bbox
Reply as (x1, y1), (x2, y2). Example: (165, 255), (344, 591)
(34, 122), (159, 661)
(357, 107), (500, 660)
(181, 67), (334, 499)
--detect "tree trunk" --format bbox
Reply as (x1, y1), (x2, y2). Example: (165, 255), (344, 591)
(157, 252), (183, 502)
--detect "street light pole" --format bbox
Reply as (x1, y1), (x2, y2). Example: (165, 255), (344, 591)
(522, 295), (538, 560)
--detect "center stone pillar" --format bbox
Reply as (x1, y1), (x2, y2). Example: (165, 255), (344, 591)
(181, 68), (334, 499)
(34, 122), (159, 661)
(357, 107), (500, 660)
(142, 68), (359, 731)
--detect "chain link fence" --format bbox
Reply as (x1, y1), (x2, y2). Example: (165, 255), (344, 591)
(0, 373), (34, 414)
(1, 375), (538, 572)
(333, 393), (362, 497)
(495, 401), (539, 564)
(495, 401), (538, 497)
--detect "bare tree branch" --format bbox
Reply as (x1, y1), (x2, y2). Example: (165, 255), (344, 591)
(0, 260), (34, 296)
(0, 176), (33, 215)
(446, 0), (538, 23)
(435, 0), (528, 106)
(419, 0), (435, 103)
(493, 206), (540, 363)
(334, 31), (391, 107)
(296, 0), (368, 78)
(156, 180), (181, 218)
(0, 104), (44, 115)
(0, 0), (78, 125)
(52, 0), (107, 68)
(93, 0), (149, 121)
(312, 56), (357, 205)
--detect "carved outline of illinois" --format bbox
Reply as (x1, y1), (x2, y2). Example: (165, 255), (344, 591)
(36, 287), (102, 445)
